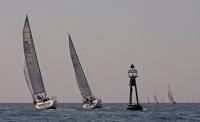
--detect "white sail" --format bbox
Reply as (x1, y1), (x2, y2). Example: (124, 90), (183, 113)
(68, 34), (92, 100)
(23, 16), (46, 96)
(168, 90), (172, 102)
(22, 16), (57, 110)
(168, 86), (176, 104)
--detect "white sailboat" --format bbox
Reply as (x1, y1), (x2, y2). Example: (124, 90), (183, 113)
(69, 34), (102, 109)
(23, 16), (57, 110)
(168, 85), (176, 105)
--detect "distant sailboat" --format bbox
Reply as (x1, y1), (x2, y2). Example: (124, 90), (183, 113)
(23, 16), (57, 110)
(69, 34), (102, 109)
(153, 94), (159, 104)
(191, 99), (195, 103)
(160, 98), (164, 103)
(147, 97), (151, 103)
(168, 85), (176, 105)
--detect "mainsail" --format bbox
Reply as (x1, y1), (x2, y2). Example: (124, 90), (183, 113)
(168, 86), (176, 104)
(23, 16), (46, 96)
(69, 34), (93, 100)
(24, 63), (34, 98)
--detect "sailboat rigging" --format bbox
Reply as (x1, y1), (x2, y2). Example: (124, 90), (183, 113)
(23, 15), (57, 110)
(153, 94), (159, 104)
(68, 34), (102, 109)
(168, 85), (176, 105)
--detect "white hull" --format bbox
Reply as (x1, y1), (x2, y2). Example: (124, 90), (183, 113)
(82, 99), (102, 109)
(34, 99), (57, 110)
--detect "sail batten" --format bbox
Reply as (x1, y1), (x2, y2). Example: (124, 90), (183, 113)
(23, 16), (46, 96)
(69, 34), (92, 100)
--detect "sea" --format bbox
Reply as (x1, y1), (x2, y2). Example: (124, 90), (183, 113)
(0, 103), (200, 122)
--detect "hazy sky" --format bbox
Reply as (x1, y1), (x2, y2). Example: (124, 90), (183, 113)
(0, 0), (200, 103)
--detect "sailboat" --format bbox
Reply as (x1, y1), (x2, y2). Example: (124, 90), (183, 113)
(168, 85), (176, 105)
(147, 96), (151, 103)
(160, 98), (165, 103)
(68, 34), (102, 109)
(153, 94), (159, 104)
(23, 16), (57, 110)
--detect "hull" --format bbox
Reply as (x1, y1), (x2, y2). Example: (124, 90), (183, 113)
(172, 102), (176, 105)
(82, 99), (102, 109)
(34, 99), (57, 110)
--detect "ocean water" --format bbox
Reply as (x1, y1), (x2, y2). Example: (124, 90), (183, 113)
(0, 103), (200, 122)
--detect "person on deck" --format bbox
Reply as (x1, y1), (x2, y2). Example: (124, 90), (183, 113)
(37, 95), (42, 100)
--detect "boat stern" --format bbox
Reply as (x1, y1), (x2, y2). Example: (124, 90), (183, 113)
(82, 98), (102, 109)
(34, 98), (57, 110)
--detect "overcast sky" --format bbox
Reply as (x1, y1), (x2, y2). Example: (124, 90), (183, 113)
(0, 0), (200, 103)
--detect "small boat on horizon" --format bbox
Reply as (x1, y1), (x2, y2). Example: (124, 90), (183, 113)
(147, 96), (151, 103)
(168, 85), (176, 105)
(153, 94), (159, 104)
(160, 98), (165, 103)
(68, 34), (102, 109)
(23, 15), (57, 110)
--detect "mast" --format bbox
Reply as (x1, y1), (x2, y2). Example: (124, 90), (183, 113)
(23, 16), (46, 97)
(68, 34), (93, 100)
